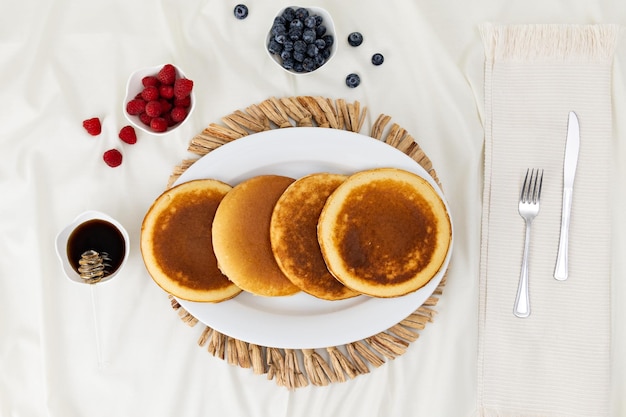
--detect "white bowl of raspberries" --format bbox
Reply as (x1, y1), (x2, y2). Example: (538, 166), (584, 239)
(123, 64), (195, 135)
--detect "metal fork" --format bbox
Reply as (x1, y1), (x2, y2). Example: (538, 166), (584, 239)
(514, 168), (543, 318)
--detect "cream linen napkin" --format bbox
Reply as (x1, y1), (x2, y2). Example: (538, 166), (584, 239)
(477, 24), (619, 417)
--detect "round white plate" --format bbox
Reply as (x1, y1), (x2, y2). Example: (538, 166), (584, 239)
(173, 127), (453, 349)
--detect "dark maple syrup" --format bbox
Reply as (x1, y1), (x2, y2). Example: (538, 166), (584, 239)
(67, 219), (126, 276)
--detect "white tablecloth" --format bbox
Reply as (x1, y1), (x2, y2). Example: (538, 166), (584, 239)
(1, 1), (624, 416)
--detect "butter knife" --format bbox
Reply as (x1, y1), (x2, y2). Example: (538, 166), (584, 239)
(554, 111), (580, 281)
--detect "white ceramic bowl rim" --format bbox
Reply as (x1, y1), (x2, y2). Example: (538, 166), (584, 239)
(123, 64), (196, 136)
(266, 6), (337, 75)
(55, 210), (130, 284)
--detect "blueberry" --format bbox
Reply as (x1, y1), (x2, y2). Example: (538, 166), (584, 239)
(306, 43), (319, 57)
(282, 58), (295, 70)
(288, 27), (302, 41)
(302, 57), (316, 72)
(293, 50), (306, 62)
(371, 53), (384, 66)
(268, 39), (283, 55)
(322, 35), (334, 48)
(283, 40), (294, 51)
(295, 7), (309, 20)
(314, 38), (326, 50)
(233, 4), (249, 19)
(321, 47), (331, 59)
(314, 15), (323, 26)
(280, 49), (292, 61)
(293, 61), (304, 72)
(345, 73), (361, 88)
(347, 32), (363, 47)
(282, 7), (296, 21)
(274, 15), (286, 26)
(302, 28), (316, 44)
(290, 19), (303, 30)
(274, 34), (287, 44)
(271, 24), (286, 37)
(293, 40), (307, 53)
(315, 25), (327, 37)
(304, 15), (317, 29)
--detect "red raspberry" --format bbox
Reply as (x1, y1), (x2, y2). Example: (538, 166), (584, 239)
(139, 112), (152, 126)
(150, 117), (168, 132)
(159, 98), (173, 113)
(141, 86), (160, 101)
(103, 149), (123, 167)
(170, 106), (188, 123)
(174, 78), (194, 99)
(174, 96), (191, 108)
(163, 112), (176, 127)
(145, 100), (162, 117)
(118, 125), (137, 144)
(159, 84), (174, 99)
(157, 64), (176, 85)
(126, 98), (146, 115)
(142, 76), (160, 87)
(82, 117), (101, 136)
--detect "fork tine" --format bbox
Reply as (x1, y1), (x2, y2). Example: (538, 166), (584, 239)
(536, 169), (543, 203)
(529, 169), (543, 204)
(520, 168), (544, 204)
(530, 169), (538, 203)
(532, 170), (537, 202)
(520, 168), (530, 203)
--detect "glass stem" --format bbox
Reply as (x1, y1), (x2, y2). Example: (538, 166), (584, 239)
(90, 284), (105, 369)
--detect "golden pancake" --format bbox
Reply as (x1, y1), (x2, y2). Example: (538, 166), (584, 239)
(140, 179), (242, 302)
(317, 168), (452, 298)
(270, 173), (360, 301)
(212, 175), (300, 297)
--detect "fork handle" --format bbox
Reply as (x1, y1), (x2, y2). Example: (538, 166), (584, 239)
(554, 188), (573, 281)
(514, 221), (532, 318)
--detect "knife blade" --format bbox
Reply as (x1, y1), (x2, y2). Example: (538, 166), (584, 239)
(554, 111), (580, 281)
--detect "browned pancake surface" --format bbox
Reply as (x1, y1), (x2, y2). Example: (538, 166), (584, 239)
(318, 168), (451, 298)
(270, 173), (359, 300)
(141, 179), (242, 302)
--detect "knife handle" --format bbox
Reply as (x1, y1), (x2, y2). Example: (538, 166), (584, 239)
(554, 188), (573, 281)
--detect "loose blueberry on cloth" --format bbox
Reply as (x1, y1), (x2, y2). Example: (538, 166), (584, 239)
(234, 4), (248, 20)
(371, 53), (384, 66)
(348, 32), (363, 47)
(345, 73), (360, 88)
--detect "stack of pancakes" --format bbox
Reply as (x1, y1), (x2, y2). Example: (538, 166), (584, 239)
(140, 167), (451, 302)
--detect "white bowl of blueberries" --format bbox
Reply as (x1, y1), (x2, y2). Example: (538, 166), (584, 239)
(266, 6), (336, 74)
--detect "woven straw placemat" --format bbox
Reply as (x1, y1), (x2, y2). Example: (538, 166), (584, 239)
(167, 96), (447, 389)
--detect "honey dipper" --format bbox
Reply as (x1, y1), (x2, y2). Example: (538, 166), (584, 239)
(78, 250), (112, 284)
